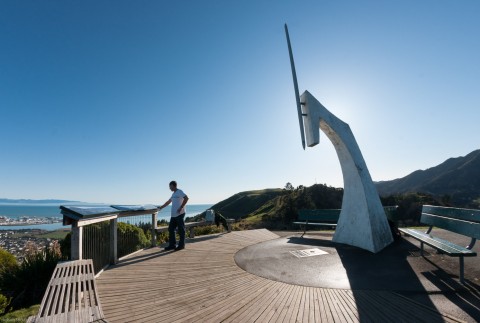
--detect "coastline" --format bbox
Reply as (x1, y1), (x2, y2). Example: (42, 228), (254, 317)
(0, 216), (62, 226)
(0, 203), (213, 231)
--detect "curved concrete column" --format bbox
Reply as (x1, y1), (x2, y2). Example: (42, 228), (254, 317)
(301, 90), (393, 253)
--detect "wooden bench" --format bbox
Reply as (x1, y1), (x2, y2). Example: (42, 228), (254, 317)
(156, 219), (235, 238)
(27, 259), (106, 322)
(294, 206), (399, 237)
(293, 209), (340, 236)
(399, 205), (480, 284)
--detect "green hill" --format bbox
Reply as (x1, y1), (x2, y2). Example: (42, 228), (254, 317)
(205, 188), (285, 219)
(190, 184), (344, 229)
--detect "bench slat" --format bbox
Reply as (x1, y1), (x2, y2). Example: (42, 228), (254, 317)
(297, 206), (398, 223)
(297, 209), (340, 222)
(295, 206), (397, 237)
(423, 205), (480, 223)
(293, 222), (337, 227)
(400, 228), (476, 256)
(421, 213), (480, 239)
(399, 205), (479, 284)
(31, 259), (106, 322)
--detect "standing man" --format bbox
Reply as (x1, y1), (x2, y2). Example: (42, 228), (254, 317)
(158, 181), (189, 251)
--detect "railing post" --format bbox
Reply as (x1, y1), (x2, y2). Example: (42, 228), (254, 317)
(71, 221), (83, 260)
(110, 218), (118, 264)
(151, 212), (157, 247)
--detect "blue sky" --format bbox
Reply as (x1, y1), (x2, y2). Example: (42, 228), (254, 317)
(1, 1), (479, 204)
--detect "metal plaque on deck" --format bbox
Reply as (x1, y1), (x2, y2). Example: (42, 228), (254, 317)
(290, 248), (328, 258)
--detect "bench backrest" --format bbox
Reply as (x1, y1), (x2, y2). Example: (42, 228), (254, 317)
(298, 209), (340, 222)
(298, 206), (398, 223)
(421, 205), (480, 239)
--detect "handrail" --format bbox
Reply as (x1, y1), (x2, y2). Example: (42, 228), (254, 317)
(61, 205), (159, 273)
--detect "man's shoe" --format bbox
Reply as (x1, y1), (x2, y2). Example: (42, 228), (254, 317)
(164, 246), (176, 251)
(174, 245), (185, 251)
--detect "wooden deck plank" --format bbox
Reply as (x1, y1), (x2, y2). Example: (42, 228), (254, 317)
(313, 287), (327, 323)
(227, 280), (281, 322)
(251, 281), (293, 323)
(296, 286), (307, 323)
(101, 273), (255, 321)
(335, 288), (354, 322)
(201, 277), (275, 322)
(366, 290), (415, 321)
(267, 282), (296, 323)
(144, 273), (267, 321)
(316, 287), (331, 322)
(167, 275), (274, 323)
(306, 287), (315, 323)
(333, 289), (359, 322)
(264, 281), (295, 323)
(349, 291), (380, 322)
(333, 289), (357, 322)
(287, 285), (303, 323)
(200, 280), (278, 323)
(324, 287), (342, 322)
(94, 229), (461, 323)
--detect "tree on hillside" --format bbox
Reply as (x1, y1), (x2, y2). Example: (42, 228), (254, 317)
(380, 192), (443, 226)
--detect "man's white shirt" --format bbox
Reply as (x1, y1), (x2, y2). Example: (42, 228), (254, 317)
(171, 189), (187, 217)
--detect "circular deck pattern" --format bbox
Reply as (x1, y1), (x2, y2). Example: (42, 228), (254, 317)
(234, 232), (456, 291)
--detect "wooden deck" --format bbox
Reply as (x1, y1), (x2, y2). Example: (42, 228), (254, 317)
(96, 229), (462, 322)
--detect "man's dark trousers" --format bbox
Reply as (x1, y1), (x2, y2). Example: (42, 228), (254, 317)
(168, 213), (185, 248)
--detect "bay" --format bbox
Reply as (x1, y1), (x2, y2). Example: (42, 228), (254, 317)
(0, 203), (213, 231)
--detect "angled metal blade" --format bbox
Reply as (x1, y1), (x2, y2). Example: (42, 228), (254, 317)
(285, 23), (306, 150)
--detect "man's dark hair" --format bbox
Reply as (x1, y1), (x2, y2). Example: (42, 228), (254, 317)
(169, 180), (177, 187)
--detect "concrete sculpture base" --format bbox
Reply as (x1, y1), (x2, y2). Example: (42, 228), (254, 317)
(301, 90), (393, 253)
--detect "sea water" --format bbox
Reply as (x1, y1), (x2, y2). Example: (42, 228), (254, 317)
(0, 203), (213, 231)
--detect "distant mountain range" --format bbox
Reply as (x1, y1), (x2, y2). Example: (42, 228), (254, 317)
(375, 149), (480, 207)
(0, 198), (81, 205)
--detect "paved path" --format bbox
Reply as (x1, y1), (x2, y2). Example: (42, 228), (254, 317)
(96, 229), (466, 322)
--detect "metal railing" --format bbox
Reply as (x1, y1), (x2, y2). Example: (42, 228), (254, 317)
(118, 214), (153, 258)
(83, 221), (111, 273)
(61, 205), (158, 274)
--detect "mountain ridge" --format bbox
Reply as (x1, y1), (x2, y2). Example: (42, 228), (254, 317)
(0, 198), (82, 205)
(375, 149), (480, 207)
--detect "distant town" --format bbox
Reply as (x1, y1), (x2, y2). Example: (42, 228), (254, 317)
(0, 229), (66, 262)
(0, 216), (65, 262)
(0, 215), (62, 226)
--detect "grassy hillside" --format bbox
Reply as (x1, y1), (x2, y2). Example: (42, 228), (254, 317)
(191, 188), (284, 220)
(190, 184), (344, 229)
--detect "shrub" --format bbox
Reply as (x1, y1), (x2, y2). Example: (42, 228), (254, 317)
(156, 231), (169, 244)
(0, 248), (18, 275)
(0, 242), (62, 311)
(0, 304), (39, 321)
(117, 222), (150, 258)
(0, 293), (10, 314)
(193, 225), (223, 236)
(59, 232), (71, 260)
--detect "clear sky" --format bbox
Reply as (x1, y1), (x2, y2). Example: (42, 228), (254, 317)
(1, 1), (479, 204)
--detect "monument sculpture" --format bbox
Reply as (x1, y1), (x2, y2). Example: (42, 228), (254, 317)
(285, 24), (393, 253)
